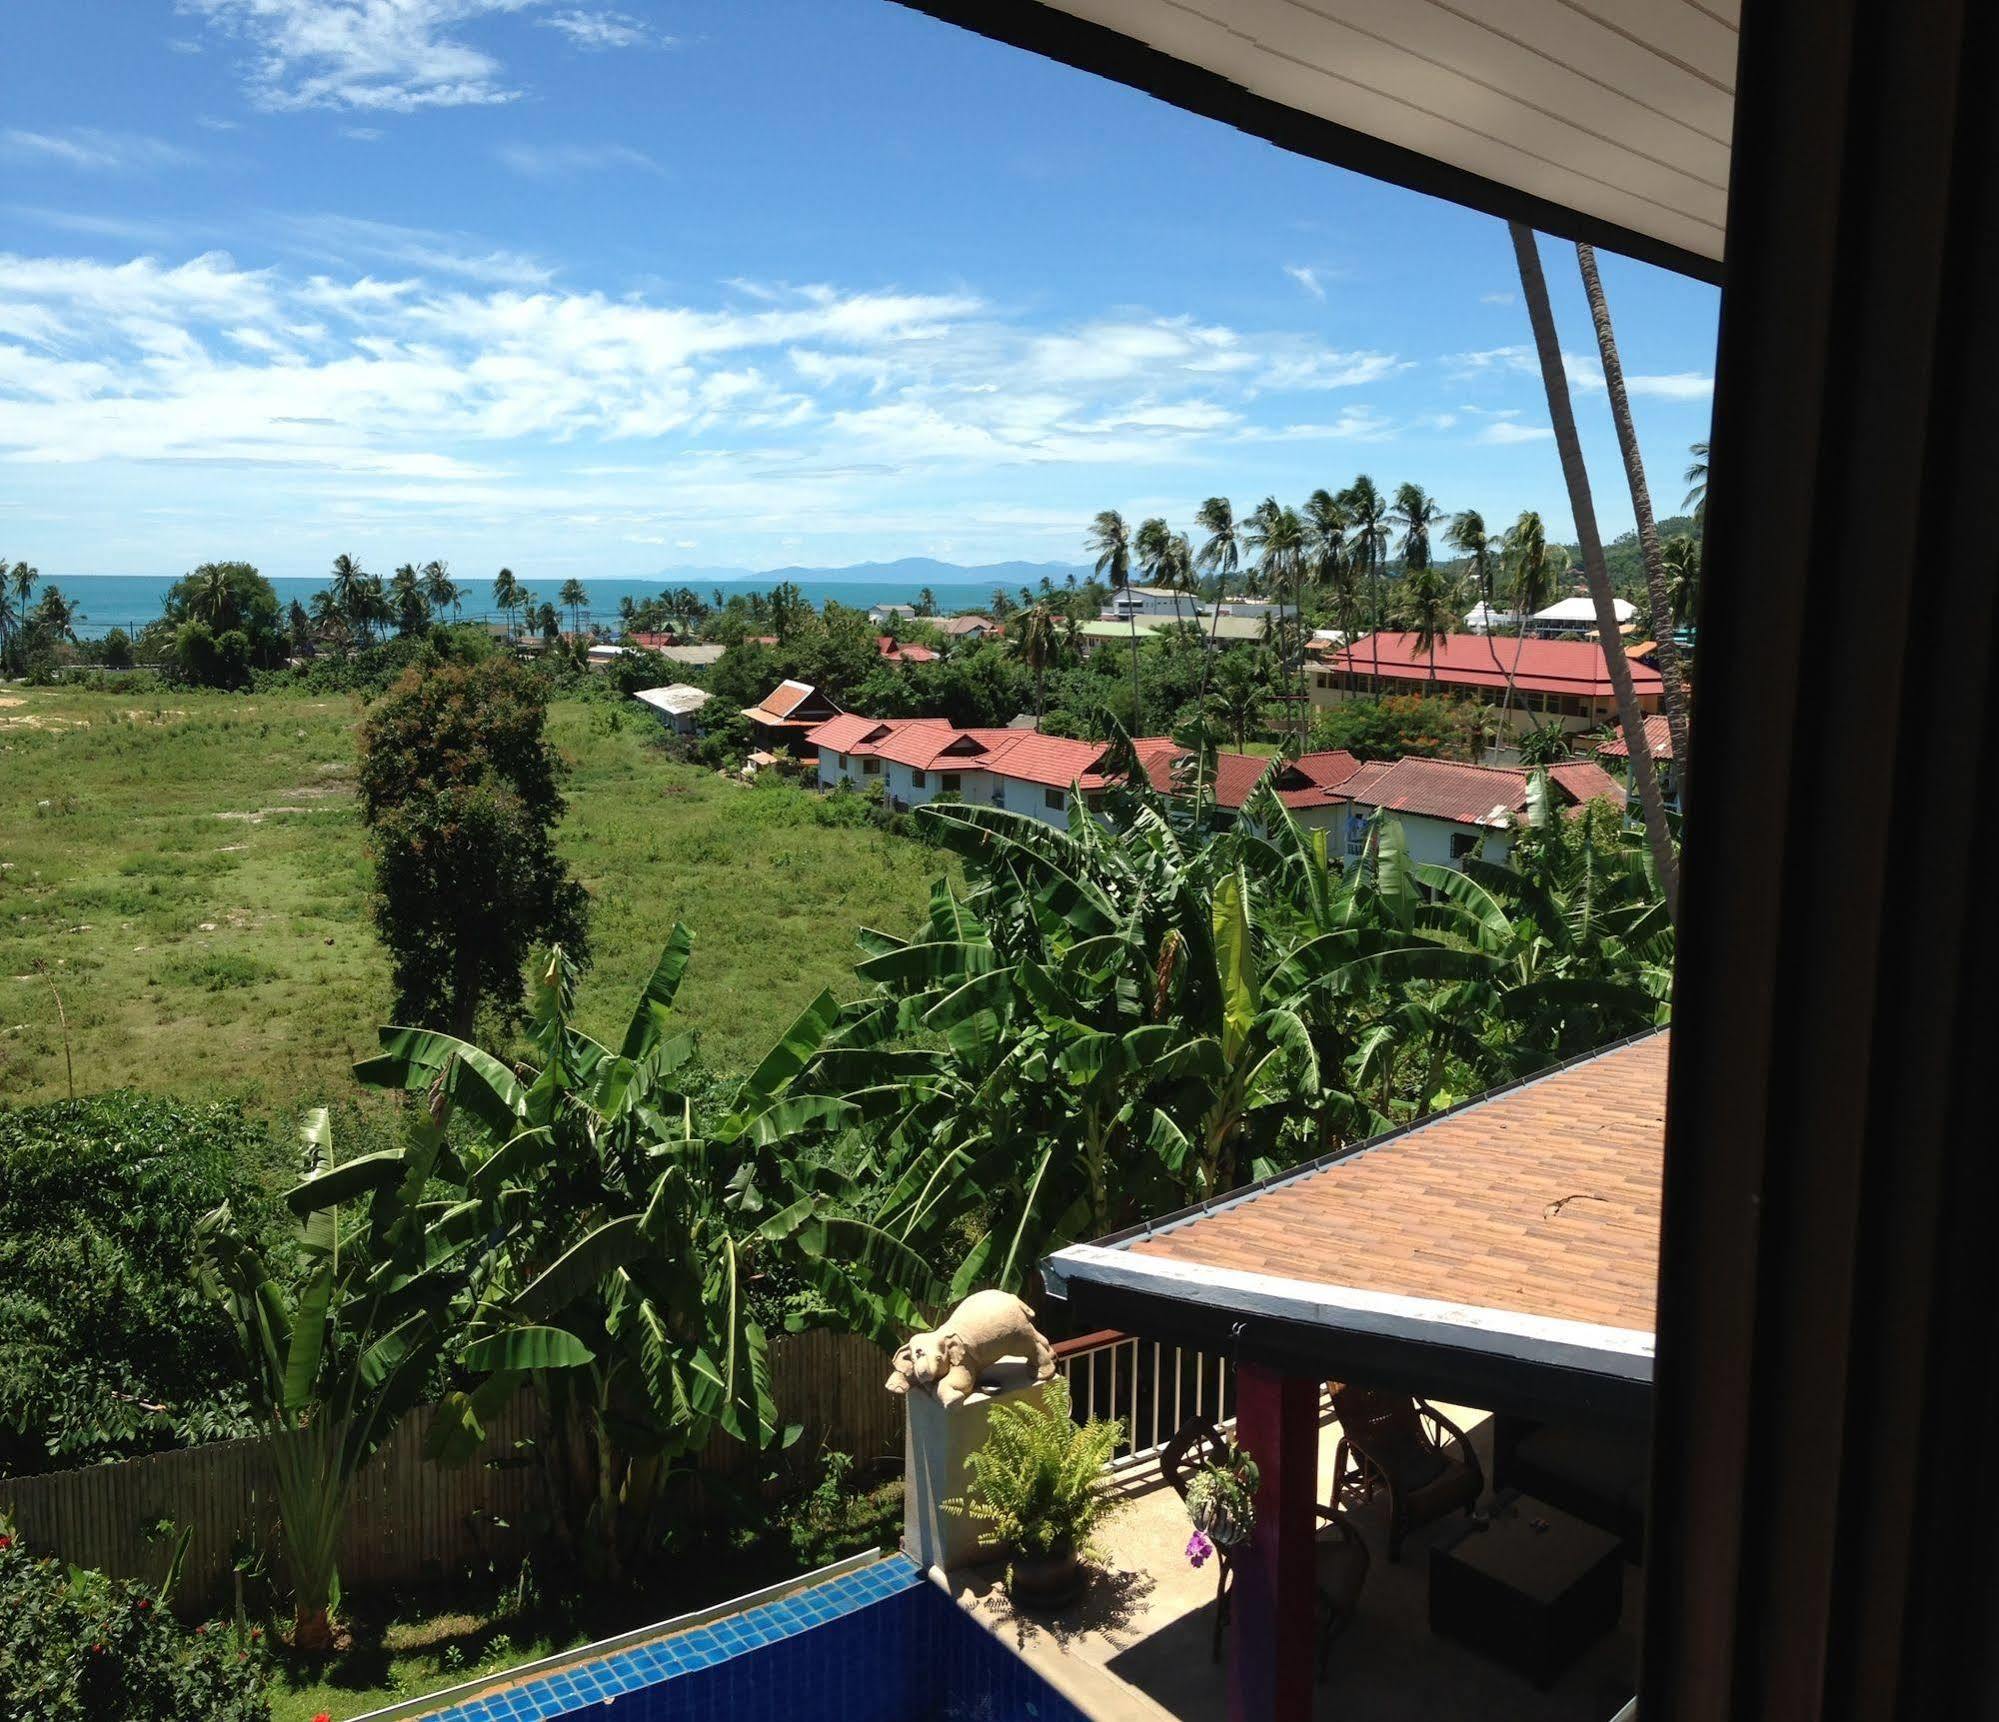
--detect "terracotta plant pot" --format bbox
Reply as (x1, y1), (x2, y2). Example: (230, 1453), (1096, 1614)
(1007, 1537), (1085, 1610)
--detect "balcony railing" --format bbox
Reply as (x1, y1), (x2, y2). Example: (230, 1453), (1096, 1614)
(1052, 1328), (1237, 1472)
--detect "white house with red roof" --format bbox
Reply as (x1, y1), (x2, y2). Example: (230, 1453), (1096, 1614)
(808, 714), (1185, 827)
(1208, 749), (1624, 868)
(1313, 631), (1663, 736)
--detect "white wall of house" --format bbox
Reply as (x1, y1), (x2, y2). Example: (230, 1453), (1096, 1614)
(1335, 807), (1512, 869)
(1104, 588), (1189, 619)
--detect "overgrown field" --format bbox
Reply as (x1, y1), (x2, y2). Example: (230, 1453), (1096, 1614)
(0, 684), (950, 1112)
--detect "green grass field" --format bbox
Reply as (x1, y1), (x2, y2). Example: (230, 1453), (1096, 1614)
(0, 683), (951, 1113)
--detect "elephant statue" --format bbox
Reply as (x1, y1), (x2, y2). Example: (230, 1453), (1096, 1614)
(885, 1290), (1057, 1408)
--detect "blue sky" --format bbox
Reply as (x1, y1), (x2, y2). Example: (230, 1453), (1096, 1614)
(0, 0), (1721, 581)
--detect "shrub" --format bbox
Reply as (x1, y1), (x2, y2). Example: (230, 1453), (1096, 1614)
(944, 1378), (1122, 1564)
(777, 1452), (904, 1570)
(0, 1094), (289, 1474)
(0, 1516), (270, 1721)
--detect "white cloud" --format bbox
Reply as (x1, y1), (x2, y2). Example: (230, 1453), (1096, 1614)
(180, 0), (536, 112)
(342, 125), (384, 141)
(1284, 264), (1325, 301)
(1480, 291), (1515, 306)
(495, 141), (661, 178)
(1, 128), (197, 172)
(275, 213), (555, 286)
(1626, 371), (1714, 400)
(1260, 349), (1407, 391)
(1475, 421), (1554, 445)
(538, 9), (663, 50)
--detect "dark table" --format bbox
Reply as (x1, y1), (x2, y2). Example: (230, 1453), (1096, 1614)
(1428, 1492), (1624, 1688)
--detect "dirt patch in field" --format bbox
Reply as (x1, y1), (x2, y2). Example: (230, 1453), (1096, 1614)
(0, 696), (23, 709)
(214, 806), (314, 823)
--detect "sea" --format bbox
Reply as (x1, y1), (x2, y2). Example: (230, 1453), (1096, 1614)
(47, 574), (1045, 640)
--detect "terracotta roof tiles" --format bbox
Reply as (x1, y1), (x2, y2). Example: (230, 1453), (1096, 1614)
(1127, 1032), (1669, 1332)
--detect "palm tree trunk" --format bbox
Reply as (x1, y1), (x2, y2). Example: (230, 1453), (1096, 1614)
(1509, 221), (1680, 923)
(1034, 661), (1046, 734)
(1575, 243), (1693, 802)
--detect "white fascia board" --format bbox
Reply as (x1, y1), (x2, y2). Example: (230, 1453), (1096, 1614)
(1045, 1242), (1654, 1384)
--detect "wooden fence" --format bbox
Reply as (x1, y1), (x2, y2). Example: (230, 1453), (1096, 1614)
(0, 1329), (896, 1612)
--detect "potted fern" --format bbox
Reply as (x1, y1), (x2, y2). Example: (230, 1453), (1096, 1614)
(945, 1378), (1123, 1609)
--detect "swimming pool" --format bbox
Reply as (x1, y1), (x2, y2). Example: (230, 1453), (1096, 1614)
(411, 1553), (1086, 1722)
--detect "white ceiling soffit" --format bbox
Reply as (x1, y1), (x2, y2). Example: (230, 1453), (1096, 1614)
(923, 0), (1736, 275)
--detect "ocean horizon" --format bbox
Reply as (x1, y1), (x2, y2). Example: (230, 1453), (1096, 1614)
(41, 572), (1076, 640)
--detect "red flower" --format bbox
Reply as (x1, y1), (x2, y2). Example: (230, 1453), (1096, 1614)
(313, 1712), (332, 1722)
(135, 1597), (151, 1611)
(194, 1625), (206, 1636)
(0, 1534), (12, 1549)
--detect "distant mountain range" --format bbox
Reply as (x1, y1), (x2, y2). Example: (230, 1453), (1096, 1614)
(652, 557), (1094, 589)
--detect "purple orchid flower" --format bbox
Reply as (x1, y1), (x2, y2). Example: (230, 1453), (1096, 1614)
(1186, 1528), (1214, 1569)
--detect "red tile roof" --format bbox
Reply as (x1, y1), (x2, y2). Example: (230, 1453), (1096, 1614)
(808, 712), (893, 754)
(1329, 632), (1663, 699)
(1596, 714), (1675, 760)
(744, 679), (838, 728)
(1324, 755), (1626, 827)
(803, 714), (1185, 791)
(1126, 1033), (1668, 1332)
(1209, 750), (1366, 811)
(876, 636), (938, 662)
(626, 630), (679, 650)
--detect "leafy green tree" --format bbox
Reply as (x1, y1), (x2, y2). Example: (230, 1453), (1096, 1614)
(0, 1094), (288, 1475)
(161, 562), (284, 686)
(1308, 693), (1483, 762)
(492, 566), (521, 638)
(357, 657), (589, 1036)
(101, 626), (134, 670)
(1088, 509), (1140, 733)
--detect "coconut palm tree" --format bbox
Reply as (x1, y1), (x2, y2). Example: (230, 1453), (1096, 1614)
(1134, 517), (1177, 623)
(559, 578), (589, 638)
(1204, 648), (1266, 752)
(328, 553), (365, 628)
(12, 559), (40, 620)
(33, 585), (79, 645)
(1189, 497), (1244, 815)
(1661, 533), (1700, 623)
(917, 585), (936, 617)
(1448, 509), (1518, 752)
(0, 580), (16, 667)
(1684, 441), (1708, 517)
(1392, 482), (1445, 572)
(188, 562), (239, 631)
(1010, 602), (1062, 731)
(390, 564), (428, 636)
(1088, 509), (1140, 732)
(1339, 476), (1392, 693)
(1400, 567), (1459, 681)
(492, 567), (520, 639)
(1574, 243), (1692, 797)
(1244, 498), (1309, 753)
(1508, 220), (1678, 921)
(1497, 511), (1554, 739)
(421, 560), (460, 621)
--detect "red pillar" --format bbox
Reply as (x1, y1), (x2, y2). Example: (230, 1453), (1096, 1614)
(1229, 1362), (1320, 1722)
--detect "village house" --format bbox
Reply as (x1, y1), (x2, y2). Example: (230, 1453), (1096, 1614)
(935, 614), (995, 640)
(867, 602), (921, 624)
(742, 679), (842, 760)
(1597, 712), (1682, 814)
(807, 713), (1185, 827)
(1530, 595), (1637, 638)
(1207, 749), (1624, 868)
(629, 683), (711, 735)
(1312, 631), (1663, 736)
(875, 635), (937, 663)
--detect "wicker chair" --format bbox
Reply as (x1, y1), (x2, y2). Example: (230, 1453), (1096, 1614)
(1328, 1385), (1483, 1561)
(1162, 1418), (1371, 1677)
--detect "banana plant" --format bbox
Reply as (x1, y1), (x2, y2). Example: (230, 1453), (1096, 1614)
(196, 1108), (453, 1649)
(345, 931), (940, 1582)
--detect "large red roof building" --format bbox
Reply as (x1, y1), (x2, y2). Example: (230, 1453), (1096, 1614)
(1313, 631), (1663, 736)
